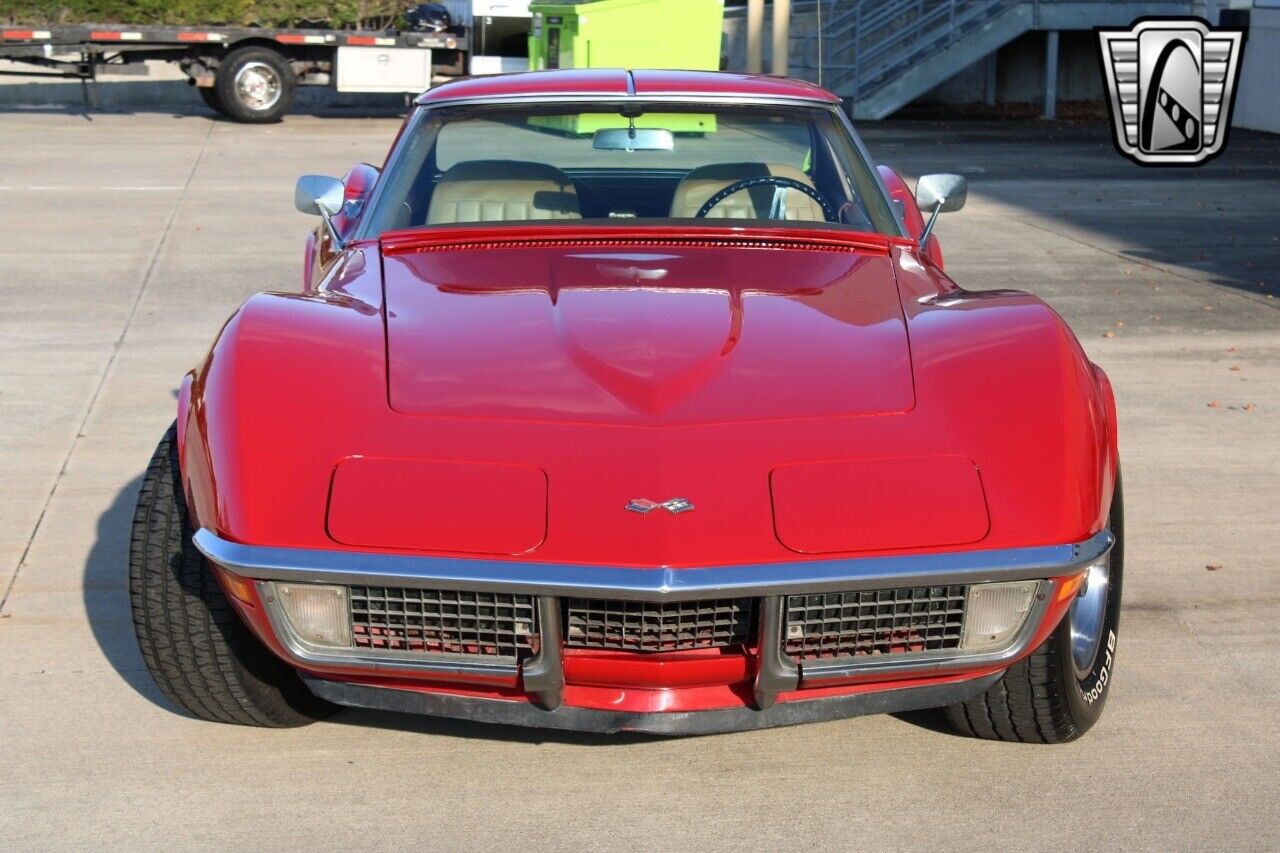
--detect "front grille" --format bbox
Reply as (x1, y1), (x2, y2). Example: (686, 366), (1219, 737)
(564, 597), (754, 652)
(784, 586), (967, 660)
(350, 586), (537, 661)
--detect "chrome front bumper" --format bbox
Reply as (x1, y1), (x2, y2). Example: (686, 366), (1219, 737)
(194, 528), (1113, 713)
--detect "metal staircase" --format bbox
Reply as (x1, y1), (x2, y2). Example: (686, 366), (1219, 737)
(794, 0), (1193, 119)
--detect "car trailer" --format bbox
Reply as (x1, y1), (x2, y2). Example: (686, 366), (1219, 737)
(0, 24), (468, 122)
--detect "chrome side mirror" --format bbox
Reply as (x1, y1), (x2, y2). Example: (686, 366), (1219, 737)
(295, 175), (344, 216)
(915, 173), (967, 213)
(914, 173), (967, 250)
(295, 175), (346, 247)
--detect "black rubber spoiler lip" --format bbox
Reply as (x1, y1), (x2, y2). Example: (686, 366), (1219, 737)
(303, 672), (1002, 737)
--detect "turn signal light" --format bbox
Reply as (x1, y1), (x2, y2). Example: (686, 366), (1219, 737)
(217, 569), (256, 606)
(275, 583), (352, 648)
(960, 581), (1040, 651)
(1057, 571), (1087, 601)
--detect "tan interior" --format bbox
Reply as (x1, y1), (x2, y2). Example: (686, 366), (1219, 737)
(668, 162), (826, 221)
(426, 160), (582, 225)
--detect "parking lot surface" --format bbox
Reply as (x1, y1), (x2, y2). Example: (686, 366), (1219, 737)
(1, 110), (1277, 850)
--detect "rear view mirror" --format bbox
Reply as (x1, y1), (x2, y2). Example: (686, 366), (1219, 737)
(294, 174), (345, 217)
(593, 127), (675, 152)
(914, 173), (967, 213)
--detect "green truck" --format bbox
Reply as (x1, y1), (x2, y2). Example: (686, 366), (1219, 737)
(528, 0), (724, 134)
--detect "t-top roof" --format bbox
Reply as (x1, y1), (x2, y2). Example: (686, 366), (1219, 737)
(415, 69), (842, 106)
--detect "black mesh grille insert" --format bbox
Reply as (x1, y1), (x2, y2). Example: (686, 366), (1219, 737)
(349, 586), (537, 660)
(784, 586), (966, 660)
(564, 598), (754, 652)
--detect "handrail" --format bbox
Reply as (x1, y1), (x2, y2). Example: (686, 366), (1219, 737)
(797, 0), (1016, 100)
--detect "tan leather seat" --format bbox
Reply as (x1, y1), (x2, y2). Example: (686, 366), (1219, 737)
(426, 160), (581, 225)
(669, 162), (827, 221)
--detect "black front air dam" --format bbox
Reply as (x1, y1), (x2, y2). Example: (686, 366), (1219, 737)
(302, 672), (1003, 737)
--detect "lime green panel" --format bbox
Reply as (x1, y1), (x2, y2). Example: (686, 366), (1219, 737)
(527, 112), (717, 134)
(529, 0), (724, 71)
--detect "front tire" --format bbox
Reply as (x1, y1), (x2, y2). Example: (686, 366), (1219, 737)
(945, 473), (1124, 742)
(128, 423), (331, 726)
(214, 46), (296, 123)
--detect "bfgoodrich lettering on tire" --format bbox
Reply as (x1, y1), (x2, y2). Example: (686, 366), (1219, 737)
(945, 473), (1124, 742)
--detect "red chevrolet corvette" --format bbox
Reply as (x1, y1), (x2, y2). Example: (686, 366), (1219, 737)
(129, 70), (1121, 738)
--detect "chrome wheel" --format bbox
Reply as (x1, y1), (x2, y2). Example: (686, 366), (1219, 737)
(233, 61), (282, 112)
(1069, 554), (1111, 679)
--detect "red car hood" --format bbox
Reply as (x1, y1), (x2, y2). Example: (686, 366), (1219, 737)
(381, 235), (913, 425)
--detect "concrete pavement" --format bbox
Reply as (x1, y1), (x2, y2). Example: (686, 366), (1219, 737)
(0, 111), (1277, 850)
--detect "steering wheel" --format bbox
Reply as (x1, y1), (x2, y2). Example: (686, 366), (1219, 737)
(694, 175), (835, 222)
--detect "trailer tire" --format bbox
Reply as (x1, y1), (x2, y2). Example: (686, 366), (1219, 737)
(215, 46), (295, 123)
(197, 86), (226, 116)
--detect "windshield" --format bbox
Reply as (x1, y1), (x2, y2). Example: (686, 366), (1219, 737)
(359, 102), (899, 239)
